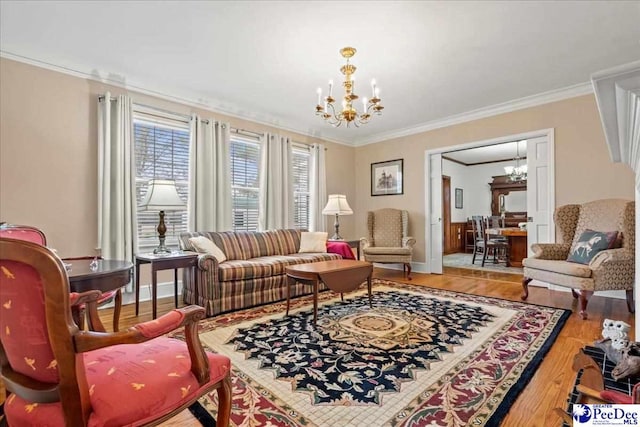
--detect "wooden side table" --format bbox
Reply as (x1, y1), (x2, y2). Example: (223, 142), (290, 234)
(68, 259), (133, 332)
(135, 252), (198, 319)
(328, 239), (361, 260)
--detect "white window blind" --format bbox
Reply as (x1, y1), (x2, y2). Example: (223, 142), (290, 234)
(133, 112), (190, 251)
(292, 144), (311, 230)
(230, 135), (261, 232)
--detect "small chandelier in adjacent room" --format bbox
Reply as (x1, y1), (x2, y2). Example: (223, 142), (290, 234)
(315, 46), (383, 127)
(504, 141), (527, 181)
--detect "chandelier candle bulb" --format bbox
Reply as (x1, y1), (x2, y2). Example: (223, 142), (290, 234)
(328, 80), (333, 97)
(363, 97), (367, 112)
(371, 79), (376, 97)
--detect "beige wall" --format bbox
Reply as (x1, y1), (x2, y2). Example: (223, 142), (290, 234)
(2, 58), (634, 268)
(354, 95), (635, 264)
(0, 58), (356, 256)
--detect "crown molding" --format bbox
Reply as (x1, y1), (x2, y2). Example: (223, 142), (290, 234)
(0, 51), (352, 147)
(2, 51), (593, 149)
(352, 82), (594, 146)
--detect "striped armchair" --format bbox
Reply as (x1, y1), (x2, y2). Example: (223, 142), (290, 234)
(360, 209), (416, 279)
(522, 199), (635, 319)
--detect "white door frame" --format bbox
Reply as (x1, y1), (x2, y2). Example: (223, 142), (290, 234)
(424, 128), (555, 273)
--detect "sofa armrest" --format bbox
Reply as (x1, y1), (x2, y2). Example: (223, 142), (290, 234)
(530, 243), (571, 260)
(195, 253), (219, 271)
(402, 236), (416, 249)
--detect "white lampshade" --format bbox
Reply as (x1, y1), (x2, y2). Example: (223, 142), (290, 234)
(322, 194), (353, 216)
(139, 179), (186, 211)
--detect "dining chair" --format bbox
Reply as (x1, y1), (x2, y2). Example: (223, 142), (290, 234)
(471, 215), (510, 267)
(0, 238), (232, 426)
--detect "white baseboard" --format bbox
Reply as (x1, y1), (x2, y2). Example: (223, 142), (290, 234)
(373, 262), (429, 274)
(118, 281), (182, 306)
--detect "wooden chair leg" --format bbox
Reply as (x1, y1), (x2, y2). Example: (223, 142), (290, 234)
(571, 289), (579, 299)
(405, 263), (412, 280)
(579, 290), (594, 319)
(472, 248), (477, 264)
(626, 289), (635, 313)
(482, 247), (488, 267)
(522, 277), (532, 300)
(216, 374), (232, 427)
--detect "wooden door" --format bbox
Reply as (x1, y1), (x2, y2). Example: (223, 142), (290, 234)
(442, 176), (452, 254)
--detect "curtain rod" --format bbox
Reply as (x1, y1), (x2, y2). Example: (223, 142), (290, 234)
(228, 127), (262, 138)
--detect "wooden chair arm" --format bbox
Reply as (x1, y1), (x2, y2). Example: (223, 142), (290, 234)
(69, 290), (102, 306)
(1, 364), (59, 404)
(74, 305), (205, 352)
(69, 290), (107, 332)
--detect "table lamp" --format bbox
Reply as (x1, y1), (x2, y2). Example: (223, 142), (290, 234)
(322, 194), (353, 240)
(139, 179), (186, 254)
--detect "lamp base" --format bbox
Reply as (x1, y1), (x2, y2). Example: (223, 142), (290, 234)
(331, 213), (343, 240)
(154, 212), (171, 254)
(153, 236), (172, 254)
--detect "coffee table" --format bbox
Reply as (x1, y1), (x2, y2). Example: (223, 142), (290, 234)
(285, 259), (373, 325)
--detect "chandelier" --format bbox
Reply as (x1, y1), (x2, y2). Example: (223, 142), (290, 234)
(504, 141), (527, 181)
(315, 47), (383, 127)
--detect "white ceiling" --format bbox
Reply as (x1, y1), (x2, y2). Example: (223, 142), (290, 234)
(1, 1), (639, 146)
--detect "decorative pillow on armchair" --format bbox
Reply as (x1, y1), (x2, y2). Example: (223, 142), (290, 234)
(567, 229), (618, 265)
(188, 236), (227, 263)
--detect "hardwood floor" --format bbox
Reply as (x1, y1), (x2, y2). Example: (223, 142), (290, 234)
(2, 268), (632, 426)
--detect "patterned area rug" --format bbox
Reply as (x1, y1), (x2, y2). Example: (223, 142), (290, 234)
(185, 280), (568, 427)
(443, 253), (524, 274)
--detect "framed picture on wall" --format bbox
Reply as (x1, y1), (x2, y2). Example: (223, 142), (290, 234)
(371, 159), (403, 196)
(455, 188), (463, 209)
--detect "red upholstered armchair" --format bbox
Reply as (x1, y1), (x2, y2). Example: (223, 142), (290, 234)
(0, 223), (120, 331)
(0, 238), (232, 426)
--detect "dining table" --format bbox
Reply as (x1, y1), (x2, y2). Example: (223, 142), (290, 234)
(485, 227), (528, 267)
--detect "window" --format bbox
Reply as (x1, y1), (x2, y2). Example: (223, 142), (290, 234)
(230, 135), (261, 232)
(133, 111), (190, 250)
(292, 144), (311, 230)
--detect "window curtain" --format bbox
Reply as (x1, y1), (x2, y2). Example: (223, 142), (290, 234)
(258, 133), (293, 230)
(188, 115), (232, 231)
(97, 92), (136, 291)
(309, 143), (327, 232)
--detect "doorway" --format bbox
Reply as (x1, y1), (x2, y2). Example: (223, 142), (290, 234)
(425, 129), (555, 275)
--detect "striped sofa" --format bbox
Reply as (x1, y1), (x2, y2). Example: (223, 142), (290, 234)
(178, 229), (341, 317)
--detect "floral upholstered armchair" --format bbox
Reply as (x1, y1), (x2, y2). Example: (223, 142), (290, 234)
(0, 238), (232, 426)
(522, 199), (635, 319)
(361, 208), (416, 279)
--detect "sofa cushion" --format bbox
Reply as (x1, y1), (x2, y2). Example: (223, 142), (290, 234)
(235, 230), (283, 258)
(273, 229), (301, 255)
(218, 253), (341, 281)
(522, 258), (592, 278)
(209, 231), (247, 260)
(189, 236), (227, 263)
(567, 229), (618, 264)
